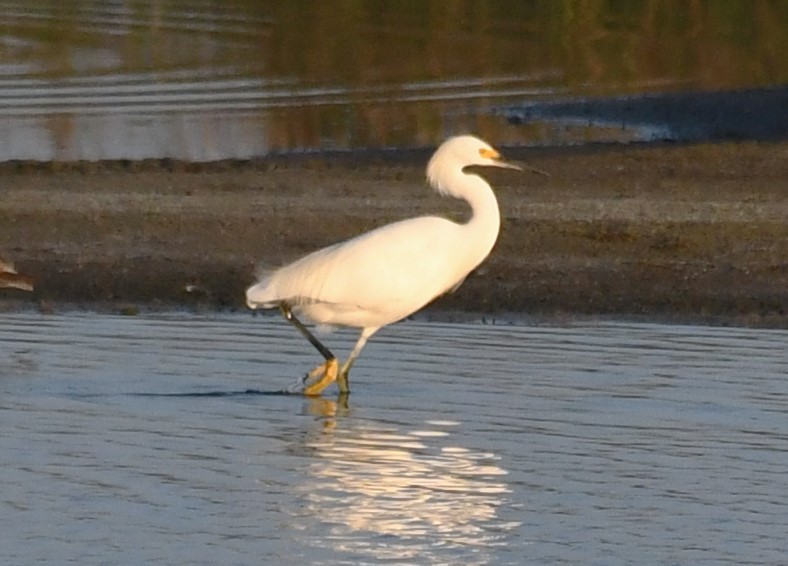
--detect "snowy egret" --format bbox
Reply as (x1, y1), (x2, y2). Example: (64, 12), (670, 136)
(0, 257), (33, 292)
(246, 135), (521, 395)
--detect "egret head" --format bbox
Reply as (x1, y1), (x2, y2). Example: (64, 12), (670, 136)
(427, 135), (520, 196)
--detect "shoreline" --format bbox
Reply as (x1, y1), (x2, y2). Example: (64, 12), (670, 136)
(2, 140), (786, 328)
(1, 302), (783, 331)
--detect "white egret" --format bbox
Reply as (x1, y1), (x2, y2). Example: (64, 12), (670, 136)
(0, 257), (34, 292)
(246, 135), (521, 395)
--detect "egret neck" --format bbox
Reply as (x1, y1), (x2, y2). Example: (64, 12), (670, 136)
(459, 170), (502, 266)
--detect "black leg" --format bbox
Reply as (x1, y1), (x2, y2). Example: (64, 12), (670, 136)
(279, 304), (335, 361)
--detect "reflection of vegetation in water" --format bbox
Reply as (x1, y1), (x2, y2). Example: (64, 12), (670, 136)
(263, 1), (788, 88)
(2, 0), (785, 86)
(260, 0), (788, 146)
(0, 0), (785, 156)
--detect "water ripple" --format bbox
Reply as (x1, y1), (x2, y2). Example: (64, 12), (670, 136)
(1, 312), (786, 564)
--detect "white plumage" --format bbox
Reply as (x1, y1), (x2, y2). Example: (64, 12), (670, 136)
(246, 135), (520, 395)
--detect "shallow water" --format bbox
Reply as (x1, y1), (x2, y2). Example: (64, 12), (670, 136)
(1, 0), (787, 160)
(1, 312), (786, 564)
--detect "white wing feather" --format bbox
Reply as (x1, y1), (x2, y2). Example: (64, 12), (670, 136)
(246, 216), (473, 327)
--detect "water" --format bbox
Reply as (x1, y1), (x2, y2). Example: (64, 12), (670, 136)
(1, 313), (786, 564)
(1, 0), (787, 161)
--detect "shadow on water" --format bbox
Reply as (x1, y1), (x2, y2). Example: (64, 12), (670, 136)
(130, 389), (294, 398)
(127, 390), (353, 411)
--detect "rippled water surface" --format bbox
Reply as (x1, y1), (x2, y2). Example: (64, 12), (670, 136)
(1, 0), (787, 160)
(1, 313), (787, 564)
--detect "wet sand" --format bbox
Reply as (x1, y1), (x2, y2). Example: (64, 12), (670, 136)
(1, 141), (786, 327)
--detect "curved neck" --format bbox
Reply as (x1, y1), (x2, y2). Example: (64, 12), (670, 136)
(428, 156), (503, 269)
(454, 170), (502, 263)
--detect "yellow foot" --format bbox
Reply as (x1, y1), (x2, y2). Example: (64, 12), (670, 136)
(294, 358), (339, 396)
(303, 358), (339, 395)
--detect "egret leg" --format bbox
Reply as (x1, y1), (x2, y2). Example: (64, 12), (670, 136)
(280, 304), (338, 395)
(280, 304), (335, 360)
(337, 327), (378, 393)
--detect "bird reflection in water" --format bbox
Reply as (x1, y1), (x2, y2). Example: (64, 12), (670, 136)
(297, 398), (519, 562)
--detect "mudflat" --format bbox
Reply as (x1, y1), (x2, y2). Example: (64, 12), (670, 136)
(1, 141), (786, 327)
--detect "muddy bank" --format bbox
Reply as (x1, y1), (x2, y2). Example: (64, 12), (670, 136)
(1, 141), (786, 327)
